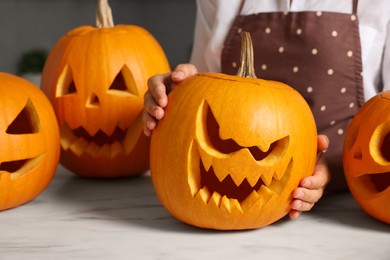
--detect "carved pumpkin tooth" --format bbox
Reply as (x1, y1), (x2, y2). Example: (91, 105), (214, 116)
(97, 143), (111, 157)
(210, 192), (222, 207)
(220, 195), (230, 212)
(195, 186), (211, 204)
(261, 172), (273, 186)
(241, 190), (261, 211)
(246, 172), (260, 187)
(85, 142), (100, 157)
(274, 157), (291, 181)
(69, 137), (89, 157)
(110, 141), (124, 158)
(60, 125), (78, 150)
(229, 198), (243, 214)
(214, 168), (230, 183)
(270, 160), (293, 196)
(259, 185), (273, 205)
(231, 173), (246, 187)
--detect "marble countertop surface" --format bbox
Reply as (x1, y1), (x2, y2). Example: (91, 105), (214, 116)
(0, 165), (389, 260)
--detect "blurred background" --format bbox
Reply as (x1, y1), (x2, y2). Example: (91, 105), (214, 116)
(0, 0), (196, 75)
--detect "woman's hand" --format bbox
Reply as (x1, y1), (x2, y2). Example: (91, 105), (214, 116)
(142, 64), (198, 136)
(289, 135), (331, 219)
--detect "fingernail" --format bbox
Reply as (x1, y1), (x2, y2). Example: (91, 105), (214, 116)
(172, 71), (184, 80)
(155, 109), (163, 119)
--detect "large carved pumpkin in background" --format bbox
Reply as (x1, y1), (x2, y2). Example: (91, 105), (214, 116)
(0, 72), (60, 210)
(343, 91), (390, 224)
(150, 33), (317, 230)
(41, 0), (170, 177)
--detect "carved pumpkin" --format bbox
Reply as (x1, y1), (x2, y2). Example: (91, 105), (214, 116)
(41, 0), (170, 177)
(343, 91), (390, 224)
(150, 33), (317, 230)
(0, 72), (60, 210)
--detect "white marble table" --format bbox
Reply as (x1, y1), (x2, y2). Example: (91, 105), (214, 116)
(0, 165), (389, 260)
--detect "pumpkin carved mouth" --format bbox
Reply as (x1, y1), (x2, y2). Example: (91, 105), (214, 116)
(188, 100), (292, 213)
(60, 119), (142, 157)
(358, 172), (390, 193)
(192, 155), (292, 213)
(71, 126), (127, 146)
(0, 154), (46, 178)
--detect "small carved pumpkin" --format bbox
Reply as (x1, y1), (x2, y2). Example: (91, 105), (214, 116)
(0, 72), (60, 210)
(343, 91), (390, 224)
(150, 33), (317, 230)
(41, 0), (170, 177)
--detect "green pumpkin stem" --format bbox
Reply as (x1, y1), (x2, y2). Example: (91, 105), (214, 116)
(236, 31), (257, 78)
(96, 0), (114, 28)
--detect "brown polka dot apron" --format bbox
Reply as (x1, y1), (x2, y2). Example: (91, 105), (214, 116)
(221, 0), (364, 190)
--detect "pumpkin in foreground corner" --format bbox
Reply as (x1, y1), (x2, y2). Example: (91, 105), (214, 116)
(150, 33), (317, 230)
(0, 72), (60, 211)
(343, 90), (390, 224)
(41, 0), (170, 177)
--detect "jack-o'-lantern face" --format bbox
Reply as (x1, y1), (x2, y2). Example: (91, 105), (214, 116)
(1, 99), (44, 176)
(189, 100), (292, 212)
(343, 91), (390, 224)
(41, 24), (170, 177)
(56, 64), (144, 159)
(151, 73), (317, 230)
(0, 72), (60, 210)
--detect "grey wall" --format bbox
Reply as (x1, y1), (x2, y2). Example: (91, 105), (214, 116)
(0, 0), (196, 74)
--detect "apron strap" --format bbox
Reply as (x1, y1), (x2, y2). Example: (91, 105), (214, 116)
(238, 0), (245, 15)
(352, 0), (358, 15)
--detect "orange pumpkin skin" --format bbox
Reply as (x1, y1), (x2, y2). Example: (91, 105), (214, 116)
(150, 73), (317, 230)
(41, 25), (170, 177)
(0, 73), (60, 210)
(343, 91), (390, 224)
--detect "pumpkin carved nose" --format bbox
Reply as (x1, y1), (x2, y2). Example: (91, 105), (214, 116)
(86, 92), (100, 108)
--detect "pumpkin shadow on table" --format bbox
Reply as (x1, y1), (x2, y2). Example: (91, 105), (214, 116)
(52, 165), (264, 234)
(309, 191), (390, 232)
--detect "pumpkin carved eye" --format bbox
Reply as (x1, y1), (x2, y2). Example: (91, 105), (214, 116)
(370, 123), (390, 165)
(56, 65), (76, 97)
(380, 132), (390, 162)
(206, 103), (278, 160)
(6, 99), (40, 135)
(108, 65), (138, 96)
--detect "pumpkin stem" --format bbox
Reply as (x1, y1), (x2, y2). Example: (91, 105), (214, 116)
(236, 31), (257, 78)
(96, 0), (114, 28)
